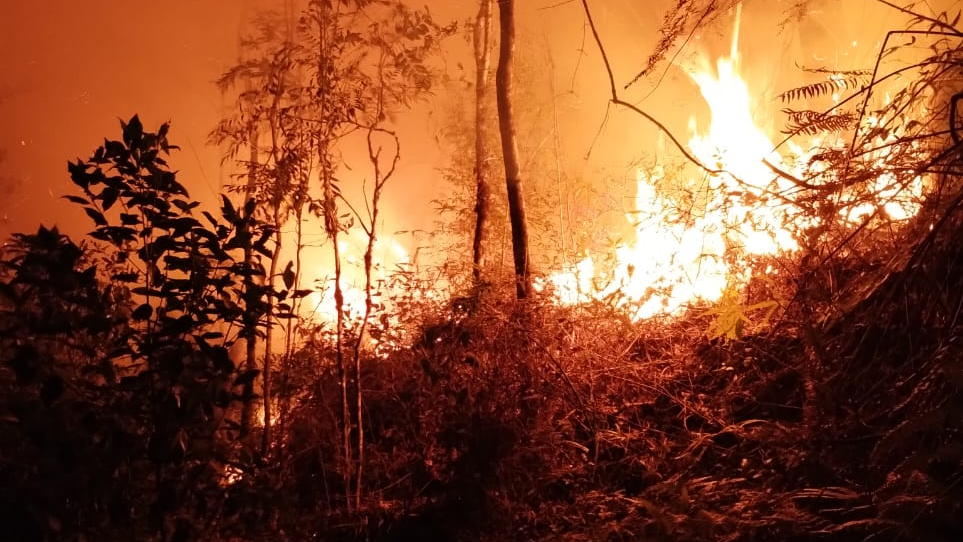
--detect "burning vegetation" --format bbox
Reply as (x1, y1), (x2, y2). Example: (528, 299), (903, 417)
(1, 1), (963, 541)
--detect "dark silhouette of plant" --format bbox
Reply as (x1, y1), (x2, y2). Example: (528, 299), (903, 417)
(1, 225), (129, 392)
(0, 116), (286, 541)
(629, 0), (742, 89)
(0, 226), (140, 541)
(778, 68), (872, 102)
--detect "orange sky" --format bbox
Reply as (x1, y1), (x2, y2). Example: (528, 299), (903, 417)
(0, 0), (947, 246)
(0, 0), (636, 242)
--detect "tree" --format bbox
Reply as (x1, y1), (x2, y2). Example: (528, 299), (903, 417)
(496, 0), (532, 298)
(434, 12), (599, 300)
(472, 0), (494, 287)
(213, 0), (454, 510)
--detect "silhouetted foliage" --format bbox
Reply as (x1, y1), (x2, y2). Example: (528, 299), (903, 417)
(0, 117), (280, 541)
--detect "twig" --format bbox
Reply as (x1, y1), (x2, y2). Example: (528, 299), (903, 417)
(578, 0), (725, 177)
(874, 0), (963, 35)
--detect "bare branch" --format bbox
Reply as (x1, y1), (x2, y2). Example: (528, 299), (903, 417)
(578, 0), (725, 176)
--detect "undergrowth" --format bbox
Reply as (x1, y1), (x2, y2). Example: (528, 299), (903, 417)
(242, 223), (963, 541)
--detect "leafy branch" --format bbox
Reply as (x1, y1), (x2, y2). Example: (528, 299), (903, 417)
(781, 108), (858, 136)
(777, 70), (872, 103)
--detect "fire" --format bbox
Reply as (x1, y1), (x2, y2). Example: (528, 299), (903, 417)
(304, 229), (410, 324)
(539, 38), (807, 319)
(291, 13), (926, 331)
(538, 8), (927, 321)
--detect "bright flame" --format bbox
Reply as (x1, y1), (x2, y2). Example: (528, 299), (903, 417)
(539, 10), (924, 322)
(305, 229), (409, 324)
(539, 49), (803, 318)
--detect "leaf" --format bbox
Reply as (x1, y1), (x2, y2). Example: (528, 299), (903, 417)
(132, 303), (153, 321)
(84, 207), (108, 226)
(777, 70), (870, 103)
(62, 195), (90, 205)
(201, 211), (220, 229)
(68, 160), (91, 189)
(254, 243), (273, 258)
(113, 271), (140, 282)
(122, 114), (143, 146)
(282, 260), (295, 289)
(169, 217), (200, 237)
(104, 139), (127, 160)
(100, 187), (120, 211)
(221, 194), (237, 222)
(781, 108), (856, 136)
(172, 199), (200, 213)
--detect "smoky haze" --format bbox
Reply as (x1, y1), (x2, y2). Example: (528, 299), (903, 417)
(0, 0), (945, 247)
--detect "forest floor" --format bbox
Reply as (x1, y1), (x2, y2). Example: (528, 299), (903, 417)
(287, 218), (963, 541)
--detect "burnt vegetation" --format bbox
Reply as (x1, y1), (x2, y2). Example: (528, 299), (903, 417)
(3, 1), (963, 541)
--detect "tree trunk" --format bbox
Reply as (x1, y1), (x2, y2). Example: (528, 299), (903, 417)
(261, 208), (281, 457)
(239, 124), (259, 438)
(471, 0), (493, 286)
(495, 0), (531, 299)
(315, 2), (354, 511)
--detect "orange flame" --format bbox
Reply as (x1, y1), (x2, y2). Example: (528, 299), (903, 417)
(539, 9), (825, 320)
(540, 11), (927, 321)
(305, 229), (410, 324)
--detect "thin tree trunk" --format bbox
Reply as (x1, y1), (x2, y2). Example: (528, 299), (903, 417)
(471, 0), (493, 286)
(261, 209), (281, 456)
(278, 183), (306, 467)
(315, 2), (354, 511)
(495, 0), (531, 299)
(240, 124), (259, 437)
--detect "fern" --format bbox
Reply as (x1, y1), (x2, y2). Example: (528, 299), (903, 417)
(781, 108), (857, 135)
(702, 282), (780, 343)
(778, 70), (872, 103)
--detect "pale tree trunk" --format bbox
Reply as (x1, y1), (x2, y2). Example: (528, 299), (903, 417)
(471, 0), (493, 286)
(495, 0), (531, 299)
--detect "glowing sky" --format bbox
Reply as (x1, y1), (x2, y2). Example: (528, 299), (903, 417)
(0, 0), (943, 245)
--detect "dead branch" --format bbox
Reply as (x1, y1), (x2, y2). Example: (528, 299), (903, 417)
(578, 0), (725, 177)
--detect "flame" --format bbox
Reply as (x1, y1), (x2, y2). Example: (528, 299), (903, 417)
(539, 44), (804, 318)
(290, 10), (926, 331)
(539, 9), (924, 321)
(305, 229), (410, 324)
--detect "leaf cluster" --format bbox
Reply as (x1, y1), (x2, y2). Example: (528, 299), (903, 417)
(0, 117), (300, 541)
(777, 69), (871, 103)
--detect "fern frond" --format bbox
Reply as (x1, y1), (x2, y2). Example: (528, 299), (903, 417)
(799, 66), (872, 77)
(781, 108), (857, 135)
(778, 71), (872, 103)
